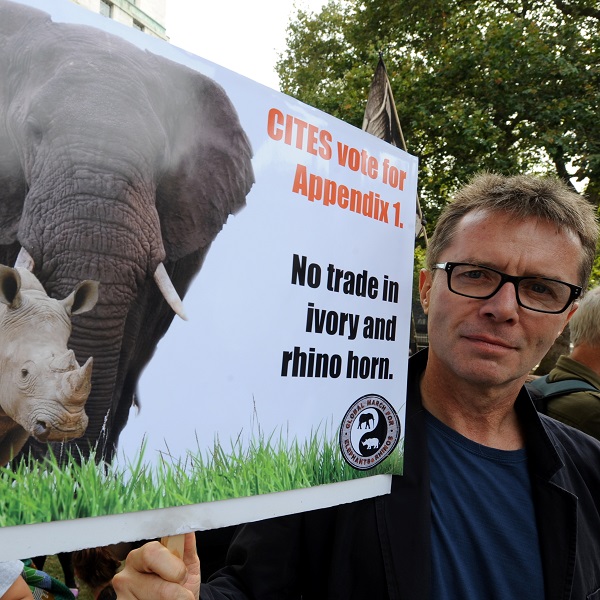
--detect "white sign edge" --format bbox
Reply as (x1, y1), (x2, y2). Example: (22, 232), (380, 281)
(0, 474), (392, 559)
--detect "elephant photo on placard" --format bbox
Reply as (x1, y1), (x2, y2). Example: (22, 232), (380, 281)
(0, 0), (255, 462)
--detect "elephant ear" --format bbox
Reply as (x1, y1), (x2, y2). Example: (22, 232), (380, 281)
(150, 53), (255, 261)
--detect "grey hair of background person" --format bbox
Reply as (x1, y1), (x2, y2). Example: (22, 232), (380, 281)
(570, 287), (600, 347)
(426, 173), (599, 290)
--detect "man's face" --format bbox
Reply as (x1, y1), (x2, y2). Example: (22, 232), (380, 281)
(419, 209), (581, 389)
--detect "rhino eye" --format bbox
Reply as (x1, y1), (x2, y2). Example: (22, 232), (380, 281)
(21, 368), (29, 378)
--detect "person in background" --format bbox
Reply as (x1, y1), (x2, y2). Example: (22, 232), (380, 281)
(0, 562), (32, 600)
(1, 559), (76, 600)
(537, 285), (600, 439)
(30, 554), (77, 598)
(113, 173), (600, 599)
(72, 548), (121, 600)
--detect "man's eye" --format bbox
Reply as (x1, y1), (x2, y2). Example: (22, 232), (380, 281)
(530, 282), (551, 295)
(526, 281), (561, 299)
(464, 270), (484, 279)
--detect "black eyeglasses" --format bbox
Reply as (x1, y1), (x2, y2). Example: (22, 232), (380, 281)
(433, 262), (582, 314)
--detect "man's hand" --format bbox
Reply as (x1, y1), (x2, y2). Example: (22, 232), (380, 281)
(113, 533), (200, 600)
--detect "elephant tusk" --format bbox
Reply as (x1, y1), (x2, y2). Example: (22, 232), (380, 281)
(154, 263), (188, 321)
(14, 247), (35, 271)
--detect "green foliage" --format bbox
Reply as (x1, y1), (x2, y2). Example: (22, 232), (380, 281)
(589, 245), (600, 289)
(412, 244), (427, 302)
(277, 0), (600, 230)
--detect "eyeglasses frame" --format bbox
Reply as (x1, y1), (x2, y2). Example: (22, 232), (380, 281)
(432, 262), (582, 314)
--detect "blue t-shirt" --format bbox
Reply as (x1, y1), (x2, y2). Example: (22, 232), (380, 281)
(427, 411), (545, 599)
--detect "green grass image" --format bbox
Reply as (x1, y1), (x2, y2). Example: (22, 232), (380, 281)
(0, 431), (403, 527)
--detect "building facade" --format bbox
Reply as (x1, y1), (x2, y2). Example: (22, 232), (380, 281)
(70, 0), (167, 40)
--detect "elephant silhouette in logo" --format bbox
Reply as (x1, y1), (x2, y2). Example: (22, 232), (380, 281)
(358, 412), (375, 430)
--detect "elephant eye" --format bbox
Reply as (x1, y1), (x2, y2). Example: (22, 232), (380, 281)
(26, 117), (43, 144)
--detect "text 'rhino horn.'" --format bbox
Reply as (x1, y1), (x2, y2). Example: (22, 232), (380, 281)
(60, 356), (93, 404)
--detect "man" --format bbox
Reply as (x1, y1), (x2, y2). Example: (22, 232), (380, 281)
(531, 286), (600, 440)
(113, 174), (600, 599)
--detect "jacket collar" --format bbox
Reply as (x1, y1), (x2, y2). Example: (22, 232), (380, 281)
(410, 348), (565, 481)
(515, 385), (566, 481)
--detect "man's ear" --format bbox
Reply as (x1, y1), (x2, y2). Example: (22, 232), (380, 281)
(419, 269), (432, 314)
(559, 301), (579, 337)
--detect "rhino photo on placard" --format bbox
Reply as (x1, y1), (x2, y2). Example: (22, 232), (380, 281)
(0, 266), (98, 464)
(0, 0), (418, 558)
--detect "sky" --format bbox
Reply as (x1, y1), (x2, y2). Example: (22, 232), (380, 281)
(164, 0), (328, 91)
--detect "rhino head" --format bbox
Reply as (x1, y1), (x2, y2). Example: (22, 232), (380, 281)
(0, 265), (99, 463)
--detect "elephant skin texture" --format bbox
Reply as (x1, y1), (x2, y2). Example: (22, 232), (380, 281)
(0, 0), (255, 461)
(0, 265), (98, 465)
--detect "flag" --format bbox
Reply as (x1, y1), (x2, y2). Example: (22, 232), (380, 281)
(362, 55), (426, 241)
(362, 56), (405, 149)
(362, 56), (428, 354)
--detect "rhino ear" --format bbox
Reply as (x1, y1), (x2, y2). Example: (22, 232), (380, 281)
(0, 265), (22, 308)
(62, 280), (99, 315)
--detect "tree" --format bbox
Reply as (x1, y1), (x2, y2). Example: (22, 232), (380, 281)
(277, 0), (600, 233)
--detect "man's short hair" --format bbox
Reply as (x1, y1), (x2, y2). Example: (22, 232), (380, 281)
(426, 173), (599, 289)
(570, 286), (600, 347)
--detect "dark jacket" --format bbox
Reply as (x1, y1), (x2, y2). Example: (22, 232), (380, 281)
(545, 355), (600, 441)
(203, 350), (600, 600)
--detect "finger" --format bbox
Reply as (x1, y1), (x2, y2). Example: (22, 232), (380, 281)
(113, 570), (193, 600)
(113, 542), (193, 600)
(182, 533), (201, 598)
(183, 532), (199, 568)
(126, 541), (189, 583)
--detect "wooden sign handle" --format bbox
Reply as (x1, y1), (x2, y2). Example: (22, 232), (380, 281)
(160, 534), (186, 559)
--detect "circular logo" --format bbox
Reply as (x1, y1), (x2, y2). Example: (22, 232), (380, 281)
(339, 394), (401, 470)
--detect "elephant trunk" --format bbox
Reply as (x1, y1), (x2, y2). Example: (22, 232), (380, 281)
(30, 243), (143, 459)
(16, 176), (179, 460)
(43, 303), (130, 460)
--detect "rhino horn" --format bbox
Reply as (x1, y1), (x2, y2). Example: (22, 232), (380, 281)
(62, 357), (93, 404)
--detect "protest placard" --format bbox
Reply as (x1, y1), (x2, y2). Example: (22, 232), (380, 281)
(0, 0), (418, 558)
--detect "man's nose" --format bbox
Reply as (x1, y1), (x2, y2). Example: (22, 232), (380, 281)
(479, 281), (520, 320)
